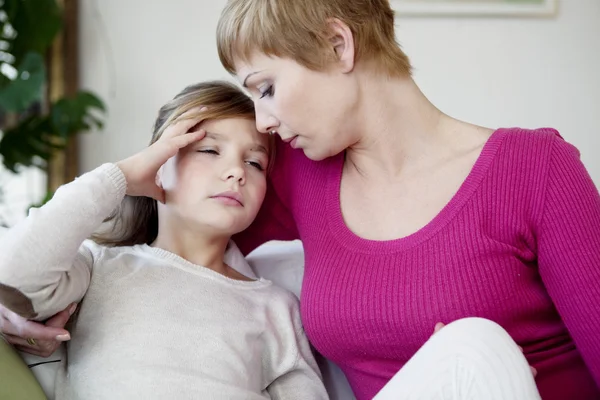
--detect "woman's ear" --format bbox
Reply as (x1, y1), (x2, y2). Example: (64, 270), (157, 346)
(326, 18), (356, 74)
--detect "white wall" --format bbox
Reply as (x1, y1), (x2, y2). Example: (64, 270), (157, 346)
(79, 0), (600, 185)
(397, 0), (600, 184)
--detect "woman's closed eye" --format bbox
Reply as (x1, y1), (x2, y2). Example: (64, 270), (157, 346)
(259, 85), (273, 99)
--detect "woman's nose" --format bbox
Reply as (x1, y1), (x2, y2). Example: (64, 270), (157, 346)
(255, 106), (278, 135)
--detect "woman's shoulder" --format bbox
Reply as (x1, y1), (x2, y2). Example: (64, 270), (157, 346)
(482, 126), (586, 205)
(497, 126), (563, 146)
(493, 126), (575, 167)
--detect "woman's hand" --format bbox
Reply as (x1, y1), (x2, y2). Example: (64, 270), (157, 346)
(0, 303), (76, 357)
(116, 107), (207, 203)
(432, 322), (537, 378)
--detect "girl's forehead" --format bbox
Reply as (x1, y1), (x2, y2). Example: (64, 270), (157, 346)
(201, 118), (257, 135)
(201, 118), (267, 148)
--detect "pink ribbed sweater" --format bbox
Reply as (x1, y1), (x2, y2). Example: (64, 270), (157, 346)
(235, 128), (600, 400)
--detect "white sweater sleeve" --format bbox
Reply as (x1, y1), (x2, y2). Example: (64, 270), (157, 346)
(267, 298), (329, 400)
(0, 163), (127, 321)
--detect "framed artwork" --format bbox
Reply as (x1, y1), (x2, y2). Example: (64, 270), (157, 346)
(391, 0), (557, 17)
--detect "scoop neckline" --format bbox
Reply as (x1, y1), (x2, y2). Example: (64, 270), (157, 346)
(135, 244), (272, 289)
(326, 128), (507, 255)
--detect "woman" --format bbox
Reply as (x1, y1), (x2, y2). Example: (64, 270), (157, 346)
(2, 0), (599, 399)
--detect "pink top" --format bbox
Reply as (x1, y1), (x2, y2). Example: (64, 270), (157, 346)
(235, 128), (600, 400)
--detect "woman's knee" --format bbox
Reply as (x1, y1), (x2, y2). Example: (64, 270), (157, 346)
(437, 318), (516, 345)
(428, 317), (525, 362)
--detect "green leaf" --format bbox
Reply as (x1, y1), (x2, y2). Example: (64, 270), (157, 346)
(0, 52), (46, 112)
(0, 114), (59, 172)
(0, 89), (107, 171)
(76, 91), (107, 112)
(51, 91), (106, 138)
(5, 0), (63, 64)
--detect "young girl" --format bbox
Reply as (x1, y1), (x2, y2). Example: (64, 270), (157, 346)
(0, 81), (328, 399)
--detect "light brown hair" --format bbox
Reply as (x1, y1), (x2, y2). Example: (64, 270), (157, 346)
(216, 0), (412, 77)
(93, 81), (272, 247)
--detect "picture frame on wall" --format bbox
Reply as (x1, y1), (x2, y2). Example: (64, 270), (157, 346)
(391, 0), (557, 17)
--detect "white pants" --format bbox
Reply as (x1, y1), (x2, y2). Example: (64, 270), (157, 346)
(374, 318), (541, 400)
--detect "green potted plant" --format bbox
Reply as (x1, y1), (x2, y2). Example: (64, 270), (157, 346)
(0, 0), (105, 225)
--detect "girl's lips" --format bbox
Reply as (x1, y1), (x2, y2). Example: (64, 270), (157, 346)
(211, 191), (243, 206)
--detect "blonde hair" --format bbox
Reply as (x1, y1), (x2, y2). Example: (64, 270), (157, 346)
(216, 0), (412, 78)
(94, 81), (273, 247)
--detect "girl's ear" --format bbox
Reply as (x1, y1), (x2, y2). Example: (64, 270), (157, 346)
(155, 166), (164, 189)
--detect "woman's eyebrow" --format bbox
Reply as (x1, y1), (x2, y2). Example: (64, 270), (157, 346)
(242, 71), (263, 88)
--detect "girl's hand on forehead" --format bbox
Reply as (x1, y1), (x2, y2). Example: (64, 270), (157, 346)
(116, 107), (207, 203)
(161, 106), (208, 139)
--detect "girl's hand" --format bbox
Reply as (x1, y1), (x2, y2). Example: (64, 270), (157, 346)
(116, 107), (207, 203)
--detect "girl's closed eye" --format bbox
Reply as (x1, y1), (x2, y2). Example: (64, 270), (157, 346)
(197, 148), (219, 155)
(246, 160), (265, 171)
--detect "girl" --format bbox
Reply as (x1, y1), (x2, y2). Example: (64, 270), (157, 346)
(0, 81), (328, 399)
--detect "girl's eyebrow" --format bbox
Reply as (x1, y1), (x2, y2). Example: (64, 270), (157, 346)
(251, 145), (269, 156)
(203, 131), (223, 140)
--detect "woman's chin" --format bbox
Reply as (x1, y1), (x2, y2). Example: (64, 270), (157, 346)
(303, 146), (340, 162)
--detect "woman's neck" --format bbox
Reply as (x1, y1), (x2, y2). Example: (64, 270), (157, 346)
(345, 74), (467, 180)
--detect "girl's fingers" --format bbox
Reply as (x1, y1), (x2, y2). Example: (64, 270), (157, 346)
(161, 106), (208, 139)
(149, 129), (205, 168)
(159, 129), (206, 158)
(170, 129), (206, 149)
